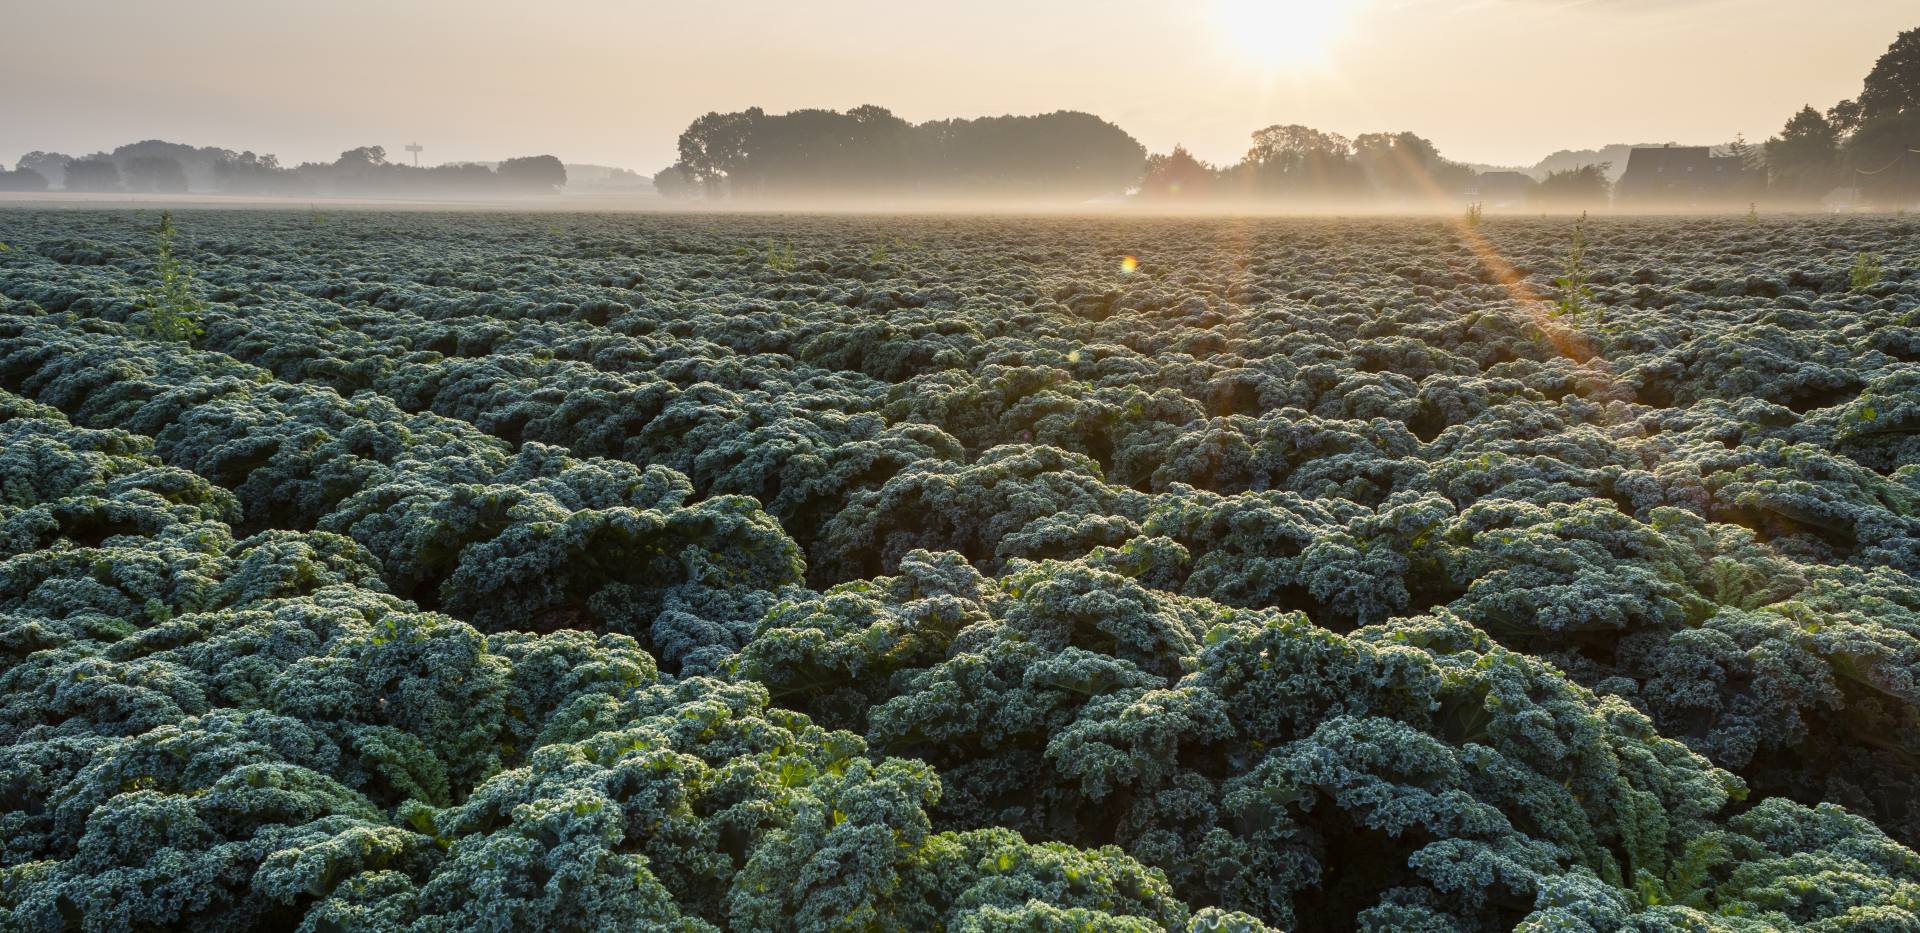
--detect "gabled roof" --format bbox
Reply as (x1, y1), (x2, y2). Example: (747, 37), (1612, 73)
(1624, 146), (1710, 173)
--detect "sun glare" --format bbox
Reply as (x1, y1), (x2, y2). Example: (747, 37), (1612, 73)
(1211, 0), (1365, 69)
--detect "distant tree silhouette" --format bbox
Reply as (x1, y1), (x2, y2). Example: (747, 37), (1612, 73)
(63, 156), (123, 192)
(1722, 134), (1768, 199)
(1857, 28), (1920, 123)
(11, 138), (587, 201)
(652, 164), (696, 199)
(677, 109), (760, 197)
(423, 163), (498, 192)
(212, 151), (295, 195)
(1846, 112), (1920, 203)
(110, 140), (233, 191)
(914, 111), (1144, 198)
(1139, 146), (1216, 199)
(339, 146), (389, 167)
(670, 107), (1145, 201)
(1352, 131), (1473, 203)
(1145, 125), (1476, 206)
(0, 167), (48, 192)
(1765, 106), (1840, 201)
(1223, 124), (1365, 201)
(1724, 133), (1761, 171)
(1839, 28), (1920, 204)
(293, 146), (389, 196)
(124, 156), (190, 193)
(288, 146), (575, 198)
(15, 152), (71, 188)
(1531, 164), (1611, 207)
(724, 106), (914, 196)
(499, 155), (567, 194)
(1752, 27), (1920, 206)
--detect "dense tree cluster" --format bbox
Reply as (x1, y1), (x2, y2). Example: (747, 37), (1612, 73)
(0, 208), (1917, 930)
(290, 148), (569, 198)
(662, 106), (1147, 202)
(1763, 26), (1920, 205)
(8, 25), (1915, 211)
(1140, 129), (1494, 209)
(10, 143), (569, 199)
(0, 167), (48, 193)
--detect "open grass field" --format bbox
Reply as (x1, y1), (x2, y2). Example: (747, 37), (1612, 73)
(2, 209), (1918, 931)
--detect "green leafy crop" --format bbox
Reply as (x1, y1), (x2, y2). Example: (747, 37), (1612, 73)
(0, 210), (1917, 931)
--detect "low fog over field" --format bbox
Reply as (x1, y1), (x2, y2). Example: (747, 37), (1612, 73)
(4, 1), (1917, 211)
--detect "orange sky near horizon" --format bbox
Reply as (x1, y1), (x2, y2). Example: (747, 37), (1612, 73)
(2, 0), (1908, 174)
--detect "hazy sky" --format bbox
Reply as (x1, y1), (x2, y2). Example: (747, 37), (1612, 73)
(3, 0), (1907, 172)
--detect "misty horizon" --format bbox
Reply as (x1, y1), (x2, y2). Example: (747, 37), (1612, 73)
(3, 0), (1910, 174)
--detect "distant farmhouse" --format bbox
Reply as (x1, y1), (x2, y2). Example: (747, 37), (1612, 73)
(1465, 171), (1534, 208)
(1614, 145), (1754, 207)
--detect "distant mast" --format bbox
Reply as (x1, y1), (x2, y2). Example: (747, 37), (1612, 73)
(405, 143), (424, 167)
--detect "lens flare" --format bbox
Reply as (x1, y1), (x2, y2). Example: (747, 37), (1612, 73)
(1120, 255), (1139, 274)
(1211, 0), (1365, 69)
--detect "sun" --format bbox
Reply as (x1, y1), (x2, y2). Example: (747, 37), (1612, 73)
(1210, 0), (1365, 69)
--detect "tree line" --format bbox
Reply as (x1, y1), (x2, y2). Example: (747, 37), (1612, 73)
(1, 141), (567, 198)
(6, 26), (1916, 208)
(1760, 27), (1920, 206)
(655, 108), (1622, 208)
(1129, 130), (1613, 207)
(656, 26), (1920, 209)
(655, 107), (1148, 201)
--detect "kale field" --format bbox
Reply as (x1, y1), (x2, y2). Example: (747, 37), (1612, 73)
(2, 208), (1919, 932)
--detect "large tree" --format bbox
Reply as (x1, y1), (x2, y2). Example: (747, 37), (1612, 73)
(1839, 28), (1920, 204)
(1352, 131), (1473, 203)
(1139, 145), (1215, 199)
(336, 145), (388, 167)
(211, 151), (295, 195)
(111, 139), (234, 191)
(1845, 111), (1920, 203)
(1234, 124), (1364, 201)
(668, 107), (1143, 201)
(651, 164), (695, 199)
(0, 167), (47, 191)
(676, 108), (762, 197)
(1531, 163), (1612, 207)
(1764, 106), (1840, 201)
(1857, 27), (1920, 123)
(15, 151), (70, 188)
(498, 155), (567, 194)
(61, 155), (122, 192)
(123, 156), (189, 193)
